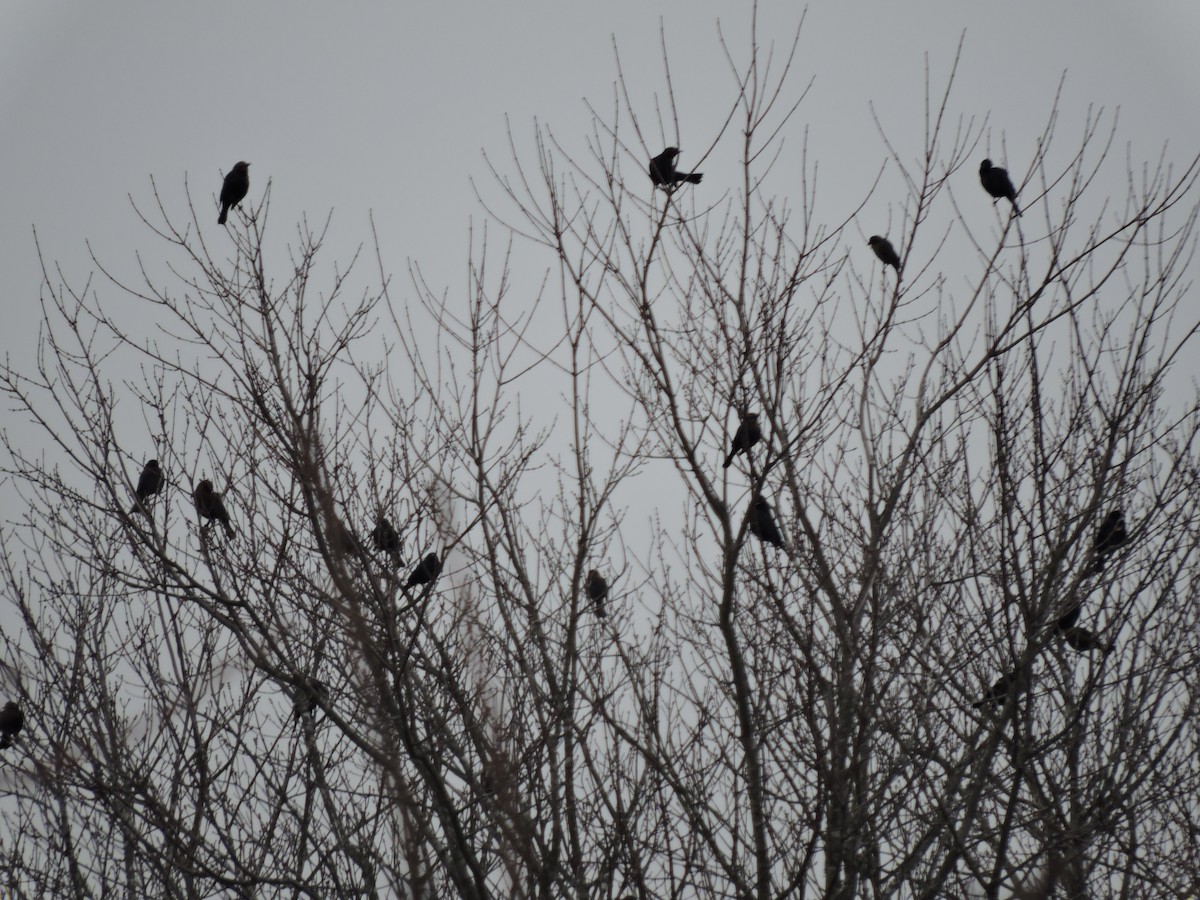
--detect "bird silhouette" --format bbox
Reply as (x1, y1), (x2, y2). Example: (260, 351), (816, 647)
(130, 459), (164, 514)
(1091, 509), (1127, 575)
(723, 412), (762, 469)
(1062, 626), (1112, 654)
(748, 497), (784, 548)
(867, 235), (902, 272)
(585, 569), (609, 618)
(649, 147), (703, 189)
(0, 701), (23, 750)
(973, 670), (1019, 709)
(371, 516), (404, 567)
(1056, 601), (1082, 632)
(218, 161), (250, 225)
(406, 552), (442, 589)
(979, 159), (1020, 216)
(193, 479), (234, 538)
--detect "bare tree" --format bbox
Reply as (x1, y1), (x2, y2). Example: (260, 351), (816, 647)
(3, 14), (1200, 900)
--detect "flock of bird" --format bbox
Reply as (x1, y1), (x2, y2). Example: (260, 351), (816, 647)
(0, 151), (1082, 751)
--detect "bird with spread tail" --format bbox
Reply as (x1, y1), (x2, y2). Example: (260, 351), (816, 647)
(649, 147), (703, 189)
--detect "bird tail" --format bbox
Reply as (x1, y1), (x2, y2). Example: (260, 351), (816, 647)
(0, 736), (10, 750)
(130, 502), (145, 516)
(223, 521), (235, 539)
(685, 173), (703, 184)
(722, 451), (735, 469)
(1091, 553), (1104, 576)
(595, 600), (607, 619)
(218, 206), (228, 225)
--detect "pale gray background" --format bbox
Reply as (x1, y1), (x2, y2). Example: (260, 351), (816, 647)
(2, 0), (1198, 454)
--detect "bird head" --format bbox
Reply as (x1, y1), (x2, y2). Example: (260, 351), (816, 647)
(237, 161), (250, 170)
(745, 412), (759, 422)
(147, 459), (160, 469)
(868, 235), (883, 246)
(980, 159), (993, 173)
(663, 147), (680, 158)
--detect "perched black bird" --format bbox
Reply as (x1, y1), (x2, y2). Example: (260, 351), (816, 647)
(649, 147), (703, 189)
(406, 552), (442, 589)
(1062, 626), (1112, 654)
(218, 161), (251, 225)
(867, 235), (902, 272)
(585, 569), (609, 618)
(1091, 509), (1127, 575)
(130, 459), (164, 514)
(371, 516), (403, 567)
(973, 670), (1019, 709)
(1056, 601), (1082, 632)
(193, 479), (234, 538)
(0, 701), (23, 750)
(723, 412), (762, 469)
(293, 678), (330, 721)
(979, 159), (1020, 216)
(748, 497), (784, 548)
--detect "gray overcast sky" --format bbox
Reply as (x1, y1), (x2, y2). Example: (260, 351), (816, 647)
(2, 0), (1199, 444)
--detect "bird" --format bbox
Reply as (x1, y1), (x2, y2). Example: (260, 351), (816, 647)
(1091, 509), (1127, 575)
(584, 569), (608, 618)
(748, 497), (784, 548)
(979, 159), (1020, 216)
(867, 235), (902, 272)
(406, 552), (442, 589)
(0, 701), (23, 750)
(193, 479), (234, 538)
(371, 516), (403, 567)
(973, 670), (1019, 709)
(1061, 626), (1112, 654)
(722, 412), (762, 469)
(1056, 601), (1082, 632)
(293, 678), (330, 721)
(218, 161), (251, 225)
(129, 459), (164, 514)
(649, 147), (703, 189)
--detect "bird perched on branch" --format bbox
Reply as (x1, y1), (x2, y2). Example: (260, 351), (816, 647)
(585, 569), (608, 618)
(979, 159), (1020, 216)
(130, 459), (163, 514)
(0, 701), (23, 750)
(973, 669), (1019, 709)
(1061, 626), (1113, 654)
(1056, 601), (1082, 632)
(748, 497), (784, 549)
(193, 479), (234, 538)
(218, 161), (250, 225)
(406, 552), (442, 589)
(293, 678), (330, 721)
(371, 516), (403, 567)
(867, 235), (902, 272)
(1091, 509), (1127, 575)
(649, 147), (703, 189)
(723, 412), (762, 469)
